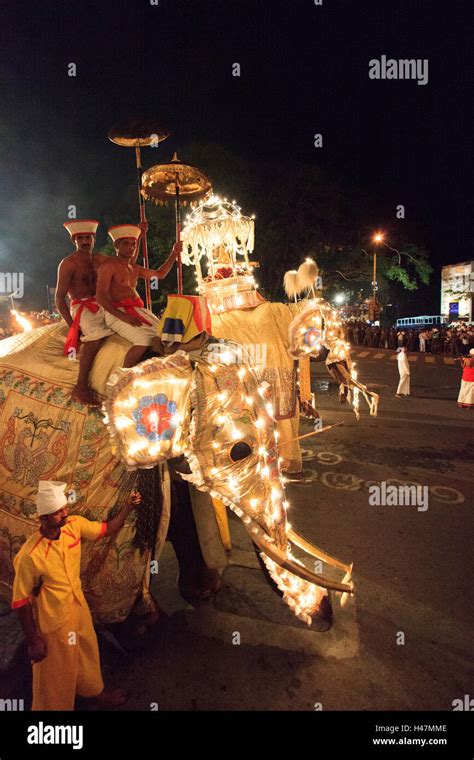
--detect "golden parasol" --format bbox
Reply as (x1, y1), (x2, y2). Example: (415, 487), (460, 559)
(108, 118), (171, 308)
(141, 153), (212, 294)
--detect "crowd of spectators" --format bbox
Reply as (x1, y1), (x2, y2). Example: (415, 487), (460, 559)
(0, 310), (61, 339)
(345, 320), (474, 356)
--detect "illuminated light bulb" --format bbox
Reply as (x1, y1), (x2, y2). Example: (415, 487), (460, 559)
(249, 498), (258, 509)
(283, 500), (290, 510)
(254, 418), (265, 429)
(115, 416), (133, 430)
(231, 427), (242, 441)
(211, 467), (218, 476)
(148, 411), (158, 426)
(258, 445), (267, 457)
(128, 441), (147, 456)
(218, 392), (228, 403)
(274, 430), (280, 441)
(238, 367), (246, 379)
(278, 457), (284, 465)
(134, 379), (152, 389)
(261, 466), (270, 478)
(212, 441), (219, 450)
(217, 415), (226, 425)
(245, 395), (254, 405)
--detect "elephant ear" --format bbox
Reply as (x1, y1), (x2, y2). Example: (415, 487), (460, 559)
(102, 351), (193, 469)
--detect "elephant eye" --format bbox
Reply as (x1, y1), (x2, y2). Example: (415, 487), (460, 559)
(230, 441), (253, 462)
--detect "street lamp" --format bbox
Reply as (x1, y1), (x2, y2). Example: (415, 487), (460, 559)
(334, 292), (346, 304)
(370, 232), (384, 321)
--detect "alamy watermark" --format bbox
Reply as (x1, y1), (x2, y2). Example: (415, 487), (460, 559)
(0, 272), (24, 298)
(369, 481), (428, 512)
(0, 698), (24, 711)
(369, 55), (429, 86)
(208, 340), (268, 369)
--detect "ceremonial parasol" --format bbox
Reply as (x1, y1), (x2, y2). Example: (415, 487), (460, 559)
(108, 119), (171, 308)
(141, 153), (212, 294)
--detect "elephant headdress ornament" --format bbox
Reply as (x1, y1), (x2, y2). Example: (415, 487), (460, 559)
(103, 341), (354, 626)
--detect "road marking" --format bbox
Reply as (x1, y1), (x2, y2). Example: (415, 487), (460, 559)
(408, 356), (418, 362)
(425, 356), (435, 363)
(357, 351), (369, 357)
(390, 354), (398, 360)
(443, 357), (456, 365)
(373, 353), (385, 359)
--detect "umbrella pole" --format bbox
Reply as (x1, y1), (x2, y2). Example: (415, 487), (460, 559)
(135, 146), (151, 309)
(175, 182), (182, 294)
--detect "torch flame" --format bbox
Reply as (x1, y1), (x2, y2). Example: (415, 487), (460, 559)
(11, 310), (32, 332)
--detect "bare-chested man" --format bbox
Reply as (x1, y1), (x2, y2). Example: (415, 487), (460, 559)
(56, 220), (113, 405)
(96, 224), (181, 367)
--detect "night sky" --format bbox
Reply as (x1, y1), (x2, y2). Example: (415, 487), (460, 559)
(0, 0), (471, 311)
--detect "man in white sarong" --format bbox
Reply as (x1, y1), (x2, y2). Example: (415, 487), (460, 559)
(97, 224), (181, 367)
(396, 346), (410, 398)
(56, 220), (113, 405)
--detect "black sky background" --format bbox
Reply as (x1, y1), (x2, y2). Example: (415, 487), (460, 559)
(0, 0), (471, 312)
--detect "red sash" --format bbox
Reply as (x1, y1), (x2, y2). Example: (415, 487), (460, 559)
(64, 297), (100, 355)
(462, 365), (474, 382)
(113, 297), (152, 326)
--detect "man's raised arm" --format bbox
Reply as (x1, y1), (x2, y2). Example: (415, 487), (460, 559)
(135, 241), (182, 281)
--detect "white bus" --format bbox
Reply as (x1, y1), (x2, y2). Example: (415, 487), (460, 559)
(395, 315), (448, 328)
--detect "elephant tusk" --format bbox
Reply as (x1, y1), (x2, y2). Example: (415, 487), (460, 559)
(287, 527), (352, 573)
(241, 521), (354, 594)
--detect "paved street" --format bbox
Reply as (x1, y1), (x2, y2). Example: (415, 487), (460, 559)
(1, 347), (472, 711)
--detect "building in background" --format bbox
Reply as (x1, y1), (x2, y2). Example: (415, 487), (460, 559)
(441, 261), (474, 322)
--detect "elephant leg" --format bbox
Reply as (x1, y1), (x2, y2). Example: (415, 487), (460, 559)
(167, 477), (222, 602)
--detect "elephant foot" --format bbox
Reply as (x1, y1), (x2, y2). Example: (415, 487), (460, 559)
(177, 568), (222, 604)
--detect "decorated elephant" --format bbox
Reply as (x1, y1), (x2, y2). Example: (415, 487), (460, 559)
(103, 336), (354, 626)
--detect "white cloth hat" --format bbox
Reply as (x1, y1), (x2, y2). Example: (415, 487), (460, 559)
(108, 224), (141, 244)
(36, 480), (68, 516)
(63, 220), (99, 238)
(470, 348), (474, 356)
